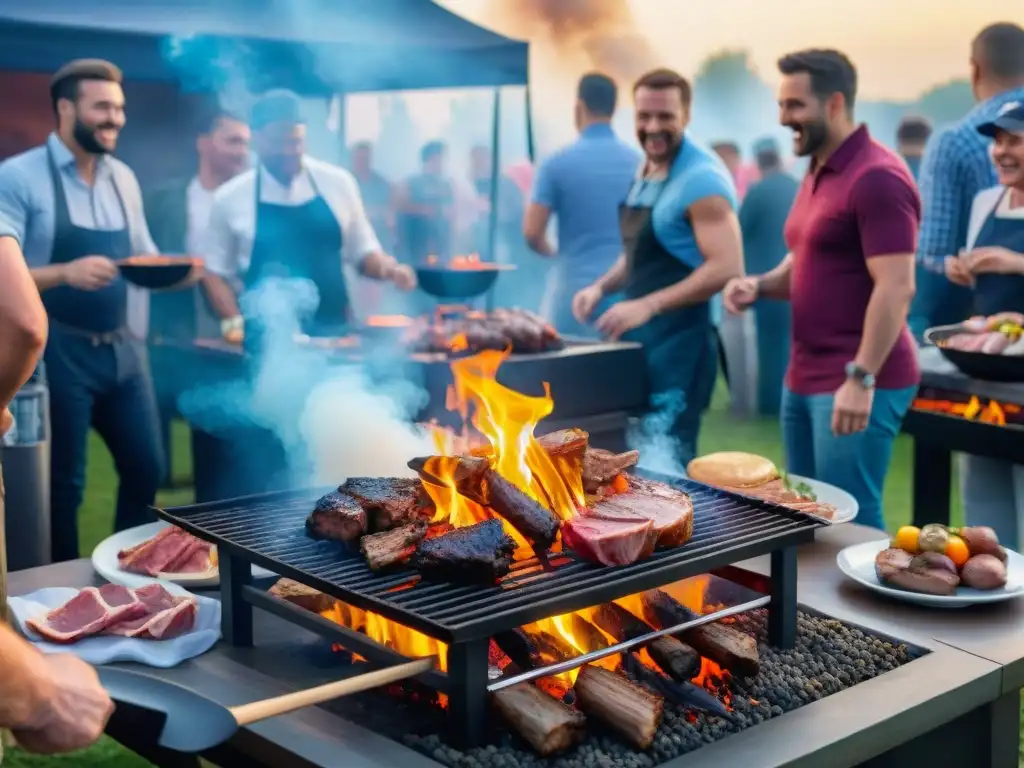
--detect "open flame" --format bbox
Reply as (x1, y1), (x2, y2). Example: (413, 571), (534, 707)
(913, 394), (1021, 426)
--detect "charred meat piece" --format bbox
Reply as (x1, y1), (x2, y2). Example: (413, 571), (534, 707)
(536, 428), (589, 463)
(306, 491), (367, 543)
(874, 548), (959, 596)
(269, 578), (335, 613)
(360, 521), (429, 571)
(409, 455), (561, 551)
(339, 477), (431, 532)
(582, 448), (640, 493)
(589, 476), (693, 548)
(410, 519), (516, 584)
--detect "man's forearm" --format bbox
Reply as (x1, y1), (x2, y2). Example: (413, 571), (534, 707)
(854, 282), (914, 374)
(645, 260), (740, 314)
(0, 623), (52, 729)
(525, 235), (555, 258)
(595, 255), (628, 295)
(29, 265), (67, 292)
(0, 238), (48, 406)
(201, 274), (241, 319)
(360, 251), (400, 281)
(756, 254), (793, 300)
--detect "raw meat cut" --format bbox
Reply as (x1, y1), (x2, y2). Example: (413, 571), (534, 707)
(410, 519), (517, 583)
(26, 584), (145, 644)
(589, 476), (693, 548)
(118, 527), (214, 576)
(104, 584), (198, 640)
(561, 514), (657, 567)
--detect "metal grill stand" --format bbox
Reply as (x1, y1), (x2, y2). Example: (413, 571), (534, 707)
(164, 474), (820, 748)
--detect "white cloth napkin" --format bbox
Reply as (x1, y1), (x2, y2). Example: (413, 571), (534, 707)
(9, 586), (221, 668)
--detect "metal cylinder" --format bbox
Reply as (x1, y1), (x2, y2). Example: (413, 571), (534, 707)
(1, 364), (51, 571)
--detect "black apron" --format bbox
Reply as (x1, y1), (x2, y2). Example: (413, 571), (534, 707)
(620, 178), (718, 467)
(972, 188), (1024, 316)
(241, 168), (348, 357)
(42, 144), (162, 561)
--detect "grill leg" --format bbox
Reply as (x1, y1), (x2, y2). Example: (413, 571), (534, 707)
(768, 546), (797, 648)
(220, 554), (253, 647)
(446, 639), (490, 749)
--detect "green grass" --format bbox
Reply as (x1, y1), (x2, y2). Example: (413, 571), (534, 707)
(5, 382), (1014, 766)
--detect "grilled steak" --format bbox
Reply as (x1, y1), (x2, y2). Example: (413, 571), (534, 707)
(720, 478), (836, 520)
(874, 548), (959, 596)
(562, 513), (657, 566)
(360, 521), (429, 571)
(339, 477), (431, 532)
(589, 476), (693, 548)
(582, 448), (640, 493)
(306, 490), (367, 543)
(410, 519), (517, 584)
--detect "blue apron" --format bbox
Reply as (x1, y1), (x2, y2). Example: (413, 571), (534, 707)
(236, 168), (348, 493)
(620, 178), (718, 467)
(971, 188), (1024, 316)
(42, 144), (163, 561)
(242, 168), (349, 356)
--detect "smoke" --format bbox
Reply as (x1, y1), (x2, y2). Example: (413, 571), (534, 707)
(627, 390), (688, 477)
(180, 278), (434, 488)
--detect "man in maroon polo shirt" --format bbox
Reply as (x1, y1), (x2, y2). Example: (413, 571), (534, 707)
(724, 49), (920, 530)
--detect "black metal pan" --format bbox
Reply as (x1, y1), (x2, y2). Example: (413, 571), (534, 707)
(97, 657), (433, 753)
(925, 324), (1024, 382)
(416, 264), (515, 300)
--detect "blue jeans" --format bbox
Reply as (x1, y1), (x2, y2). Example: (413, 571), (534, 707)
(781, 385), (916, 530)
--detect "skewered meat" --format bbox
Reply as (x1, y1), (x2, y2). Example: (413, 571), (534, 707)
(409, 455), (562, 551)
(360, 521), (429, 571)
(306, 491), (367, 543)
(410, 519), (517, 584)
(339, 477), (432, 532)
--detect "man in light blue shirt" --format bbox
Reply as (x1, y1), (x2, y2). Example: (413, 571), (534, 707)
(574, 69), (743, 467)
(523, 73), (640, 337)
(0, 59), (165, 562)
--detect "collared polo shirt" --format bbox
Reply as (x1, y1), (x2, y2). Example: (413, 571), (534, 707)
(784, 125), (921, 394)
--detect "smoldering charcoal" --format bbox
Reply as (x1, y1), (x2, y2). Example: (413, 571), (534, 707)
(337, 610), (918, 768)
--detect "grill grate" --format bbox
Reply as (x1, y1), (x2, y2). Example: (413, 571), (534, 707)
(158, 471), (825, 642)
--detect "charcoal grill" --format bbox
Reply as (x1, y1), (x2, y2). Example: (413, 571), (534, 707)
(157, 470), (827, 746)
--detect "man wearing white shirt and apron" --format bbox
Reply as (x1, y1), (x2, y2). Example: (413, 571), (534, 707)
(0, 59), (164, 562)
(203, 90), (417, 353)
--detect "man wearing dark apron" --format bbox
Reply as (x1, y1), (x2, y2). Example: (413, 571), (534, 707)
(955, 102), (1024, 549)
(0, 60), (164, 562)
(572, 69), (743, 466)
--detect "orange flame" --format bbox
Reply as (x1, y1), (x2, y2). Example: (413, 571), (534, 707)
(321, 601), (448, 671)
(913, 395), (1020, 426)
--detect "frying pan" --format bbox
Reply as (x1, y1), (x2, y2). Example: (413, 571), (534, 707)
(925, 324), (1024, 382)
(416, 264), (515, 300)
(97, 657), (433, 753)
(118, 256), (200, 290)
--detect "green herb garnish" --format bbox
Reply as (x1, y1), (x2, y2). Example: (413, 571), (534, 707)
(781, 470), (818, 501)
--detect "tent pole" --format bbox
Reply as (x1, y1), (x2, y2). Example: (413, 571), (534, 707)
(486, 87), (501, 312)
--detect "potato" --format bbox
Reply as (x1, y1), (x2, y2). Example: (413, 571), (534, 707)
(960, 554), (1008, 590)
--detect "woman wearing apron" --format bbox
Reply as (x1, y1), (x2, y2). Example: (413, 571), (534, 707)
(954, 102), (1024, 551)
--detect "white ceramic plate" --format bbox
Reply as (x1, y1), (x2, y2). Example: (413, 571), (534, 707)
(837, 538), (1024, 608)
(92, 521), (276, 590)
(787, 474), (858, 525)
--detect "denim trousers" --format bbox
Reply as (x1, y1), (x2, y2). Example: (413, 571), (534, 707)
(781, 385), (917, 530)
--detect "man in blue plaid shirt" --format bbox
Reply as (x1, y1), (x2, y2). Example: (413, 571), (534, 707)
(912, 22), (1024, 333)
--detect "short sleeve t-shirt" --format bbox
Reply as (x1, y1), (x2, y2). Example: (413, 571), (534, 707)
(784, 125), (921, 395)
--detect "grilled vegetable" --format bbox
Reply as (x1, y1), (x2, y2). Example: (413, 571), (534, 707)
(918, 524), (949, 554)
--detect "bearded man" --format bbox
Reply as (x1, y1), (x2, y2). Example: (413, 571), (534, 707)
(572, 68), (743, 466)
(0, 59), (165, 561)
(724, 49), (920, 530)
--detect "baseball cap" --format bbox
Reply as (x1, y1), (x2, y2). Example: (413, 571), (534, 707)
(977, 101), (1024, 138)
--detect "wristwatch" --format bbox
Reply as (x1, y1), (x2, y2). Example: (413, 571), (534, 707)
(844, 362), (876, 390)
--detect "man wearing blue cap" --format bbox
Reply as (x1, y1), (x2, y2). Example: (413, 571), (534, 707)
(738, 138), (799, 415)
(202, 89), (417, 347)
(950, 100), (1024, 549)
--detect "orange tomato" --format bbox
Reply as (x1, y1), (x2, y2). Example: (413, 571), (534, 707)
(611, 473), (629, 494)
(945, 535), (970, 568)
(892, 525), (921, 554)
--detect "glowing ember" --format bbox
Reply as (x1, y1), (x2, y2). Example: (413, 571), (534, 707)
(913, 394), (1021, 426)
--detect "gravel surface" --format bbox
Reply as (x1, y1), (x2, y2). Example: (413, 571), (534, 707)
(395, 610), (921, 768)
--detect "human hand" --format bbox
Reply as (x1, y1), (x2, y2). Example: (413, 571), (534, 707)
(0, 407), (12, 438)
(831, 379), (874, 436)
(963, 246), (1024, 275)
(595, 298), (656, 341)
(723, 276), (758, 314)
(944, 255), (974, 286)
(571, 285), (604, 324)
(389, 263), (417, 292)
(13, 654), (114, 755)
(64, 256), (118, 291)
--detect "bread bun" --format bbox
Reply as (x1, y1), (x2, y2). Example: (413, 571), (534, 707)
(686, 452), (779, 488)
